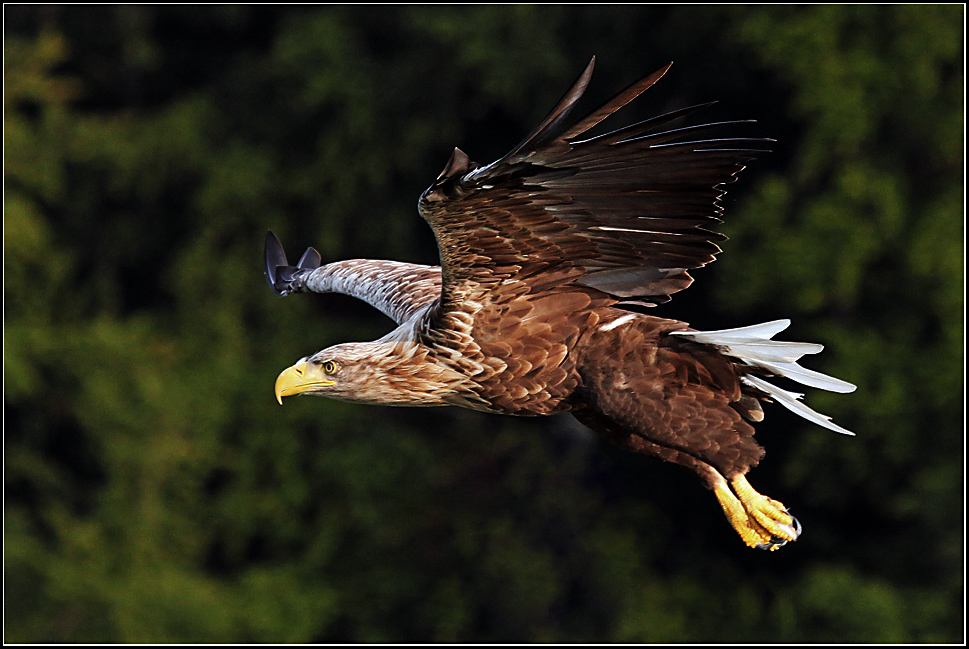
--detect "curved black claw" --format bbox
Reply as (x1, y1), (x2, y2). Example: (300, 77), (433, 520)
(265, 231), (317, 296)
(754, 511), (802, 551)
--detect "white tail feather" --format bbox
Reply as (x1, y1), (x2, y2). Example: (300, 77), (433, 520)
(669, 319), (856, 434)
(750, 359), (857, 393)
(718, 341), (824, 364)
(670, 319), (792, 343)
(742, 375), (855, 436)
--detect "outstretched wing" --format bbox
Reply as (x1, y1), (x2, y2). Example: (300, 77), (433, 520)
(265, 231), (441, 325)
(418, 58), (769, 307)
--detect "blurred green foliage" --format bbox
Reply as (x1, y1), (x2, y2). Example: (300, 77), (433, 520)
(4, 5), (963, 643)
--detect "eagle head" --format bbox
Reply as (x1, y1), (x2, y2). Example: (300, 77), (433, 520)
(274, 341), (466, 407)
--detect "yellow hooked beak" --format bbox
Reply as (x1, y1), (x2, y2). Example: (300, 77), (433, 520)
(274, 359), (336, 405)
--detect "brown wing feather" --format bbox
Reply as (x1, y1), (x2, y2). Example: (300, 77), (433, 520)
(418, 58), (768, 307)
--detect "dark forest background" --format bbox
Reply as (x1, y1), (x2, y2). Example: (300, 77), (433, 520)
(4, 5), (964, 643)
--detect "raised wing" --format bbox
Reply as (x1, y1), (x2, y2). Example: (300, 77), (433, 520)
(418, 58), (769, 306)
(265, 231), (441, 325)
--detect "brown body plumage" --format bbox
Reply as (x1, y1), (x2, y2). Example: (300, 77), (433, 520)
(266, 59), (855, 550)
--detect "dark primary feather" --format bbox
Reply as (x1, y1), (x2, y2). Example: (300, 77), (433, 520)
(264, 230), (322, 296)
(419, 57), (770, 308)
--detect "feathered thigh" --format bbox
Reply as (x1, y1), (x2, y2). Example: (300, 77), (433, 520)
(571, 312), (765, 486)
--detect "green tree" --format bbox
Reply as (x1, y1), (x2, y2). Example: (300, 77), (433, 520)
(5, 5), (963, 643)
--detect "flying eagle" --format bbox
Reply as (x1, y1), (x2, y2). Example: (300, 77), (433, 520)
(265, 59), (855, 550)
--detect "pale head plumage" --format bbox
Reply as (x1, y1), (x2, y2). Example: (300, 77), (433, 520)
(275, 340), (474, 407)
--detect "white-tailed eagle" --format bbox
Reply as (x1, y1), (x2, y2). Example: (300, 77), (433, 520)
(265, 59), (855, 550)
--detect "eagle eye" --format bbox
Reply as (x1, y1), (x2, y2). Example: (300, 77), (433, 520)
(321, 360), (339, 375)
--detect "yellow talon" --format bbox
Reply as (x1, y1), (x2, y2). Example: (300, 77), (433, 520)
(713, 473), (801, 550)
